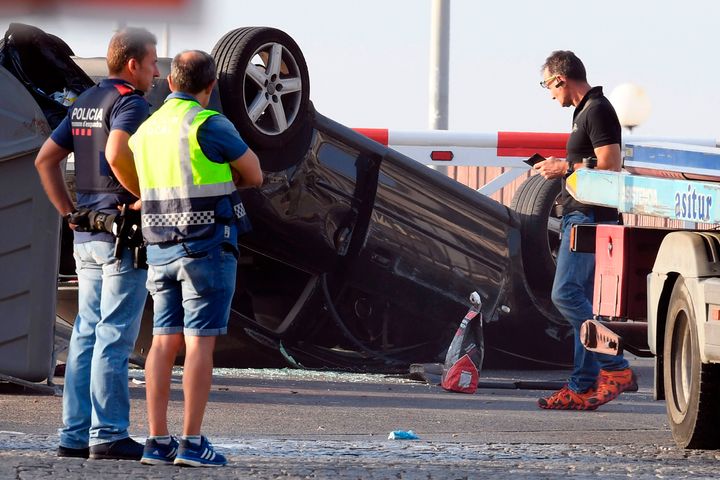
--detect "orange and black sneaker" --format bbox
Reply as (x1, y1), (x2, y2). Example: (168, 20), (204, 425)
(586, 368), (637, 408)
(538, 385), (597, 410)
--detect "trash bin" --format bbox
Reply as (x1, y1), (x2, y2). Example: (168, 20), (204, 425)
(0, 65), (58, 382)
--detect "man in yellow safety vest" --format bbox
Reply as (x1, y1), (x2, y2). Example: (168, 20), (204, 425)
(129, 50), (262, 467)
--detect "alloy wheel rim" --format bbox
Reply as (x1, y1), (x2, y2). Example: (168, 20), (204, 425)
(244, 41), (303, 136)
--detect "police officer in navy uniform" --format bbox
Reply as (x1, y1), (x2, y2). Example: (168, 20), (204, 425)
(35, 27), (159, 460)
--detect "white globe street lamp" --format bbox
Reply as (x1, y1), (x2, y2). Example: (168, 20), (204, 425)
(609, 83), (652, 133)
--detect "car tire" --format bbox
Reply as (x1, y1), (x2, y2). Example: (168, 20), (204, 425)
(663, 276), (720, 449)
(212, 27), (310, 149)
(509, 174), (562, 304)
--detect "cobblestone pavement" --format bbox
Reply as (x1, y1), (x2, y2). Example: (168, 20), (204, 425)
(2, 433), (720, 479)
(3, 362), (720, 478)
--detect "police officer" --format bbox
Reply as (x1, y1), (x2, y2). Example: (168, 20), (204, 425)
(35, 27), (159, 460)
(130, 50), (261, 467)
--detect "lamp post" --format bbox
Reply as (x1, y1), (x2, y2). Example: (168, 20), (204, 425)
(428, 0), (450, 174)
(609, 83), (652, 133)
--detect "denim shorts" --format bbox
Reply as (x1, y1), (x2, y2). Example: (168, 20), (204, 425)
(146, 244), (237, 336)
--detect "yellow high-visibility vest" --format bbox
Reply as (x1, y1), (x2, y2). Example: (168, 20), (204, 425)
(130, 97), (247, 244)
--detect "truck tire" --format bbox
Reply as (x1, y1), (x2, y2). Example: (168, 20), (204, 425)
(509, 175), (562, 304)
(663, 276), (720, 449)
(211, 27), (310, 149)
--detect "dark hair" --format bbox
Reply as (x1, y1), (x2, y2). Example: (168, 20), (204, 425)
(170, 50), (216, 95)
(542, 50), (587, 82)
(107, 27), (157, 75)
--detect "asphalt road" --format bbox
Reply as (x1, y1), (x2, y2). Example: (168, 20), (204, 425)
(2, 357), (720, 479)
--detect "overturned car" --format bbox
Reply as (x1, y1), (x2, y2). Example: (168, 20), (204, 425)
(2, 24), (571, 371)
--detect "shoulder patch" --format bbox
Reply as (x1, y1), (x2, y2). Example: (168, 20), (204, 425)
(113, 83), (135, 96)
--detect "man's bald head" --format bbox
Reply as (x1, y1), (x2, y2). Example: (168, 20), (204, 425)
(170, 50), (217, 95)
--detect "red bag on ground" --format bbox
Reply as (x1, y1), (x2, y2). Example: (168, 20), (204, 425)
(441, 292), (483, 394)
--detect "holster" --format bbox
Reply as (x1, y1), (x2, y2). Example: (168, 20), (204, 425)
(113, 204), (147, 269)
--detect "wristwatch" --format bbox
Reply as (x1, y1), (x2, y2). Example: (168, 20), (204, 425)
(63, 210), (76, 221)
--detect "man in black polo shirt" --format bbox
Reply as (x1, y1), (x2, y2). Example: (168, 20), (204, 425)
(533, 50), (636, 410)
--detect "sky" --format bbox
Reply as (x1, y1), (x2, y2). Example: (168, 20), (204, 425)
(1, 0), (718, 140)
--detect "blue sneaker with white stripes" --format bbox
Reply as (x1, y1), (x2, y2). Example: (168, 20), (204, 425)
(141, 436), (179, 465)
(173, 436), (227, 467)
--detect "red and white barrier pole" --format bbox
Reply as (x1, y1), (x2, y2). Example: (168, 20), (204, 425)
(353, 128), (720, 195)
(353, 128), (718, 166)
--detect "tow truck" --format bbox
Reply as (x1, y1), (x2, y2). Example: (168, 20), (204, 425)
(567, 142), (720, 449)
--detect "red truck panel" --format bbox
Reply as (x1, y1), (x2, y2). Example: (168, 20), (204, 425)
(593, 225), (672, 320)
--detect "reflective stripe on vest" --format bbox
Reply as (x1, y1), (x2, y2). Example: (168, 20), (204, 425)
(142, 201), (246, 228)
(130, 98), (247, 243)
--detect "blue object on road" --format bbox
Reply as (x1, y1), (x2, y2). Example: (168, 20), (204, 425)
(388, 430), (419, 440)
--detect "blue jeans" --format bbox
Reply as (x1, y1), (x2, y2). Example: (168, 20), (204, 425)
(551, 211), (628, 393)
(146, 244), (236, 336)
(60, 241), (147, 448)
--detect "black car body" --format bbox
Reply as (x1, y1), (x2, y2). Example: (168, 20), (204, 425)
(3, 24), (573, 372)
